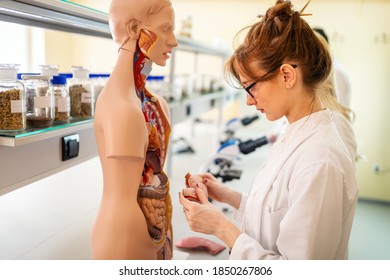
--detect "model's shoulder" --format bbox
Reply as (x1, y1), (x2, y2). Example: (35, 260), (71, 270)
(95, 95), (144, 123)
(146, 91), (170, 119)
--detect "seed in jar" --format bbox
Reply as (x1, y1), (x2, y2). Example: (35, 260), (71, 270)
(27, 116), (52, 128)
(0, 89), (24, 130)
(69, 84), (92, 118)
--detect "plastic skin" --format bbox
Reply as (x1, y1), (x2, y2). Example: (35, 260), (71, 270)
(184, 172), (208, 201)
(92, 0), (178, 260)
(176, 237), (226, 255)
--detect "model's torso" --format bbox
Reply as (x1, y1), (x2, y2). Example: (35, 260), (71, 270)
(137, 87), (172, 259)
(93, 78), (172, 259)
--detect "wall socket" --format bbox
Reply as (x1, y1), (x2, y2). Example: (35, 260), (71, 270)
(61, 134), (79, 161)
(373, 163), (381, 173)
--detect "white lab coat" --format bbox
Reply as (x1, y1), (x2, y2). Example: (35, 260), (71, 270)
(230, 110), (358, 260)
(332, 111), (357, 163)
(334, 60), (352, 109)
(270, 111), (357, 163)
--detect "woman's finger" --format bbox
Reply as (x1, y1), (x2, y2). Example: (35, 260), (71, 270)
(195, 184), (209, 204)
(202, 176), (218, 188)
(200, 173), (216, 181)
(178, 191), (191, 209)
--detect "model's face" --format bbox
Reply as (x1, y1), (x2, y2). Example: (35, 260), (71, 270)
(141, 5), (178, 66)
(240, 61), (289, 121)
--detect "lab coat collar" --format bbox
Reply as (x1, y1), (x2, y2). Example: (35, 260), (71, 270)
(280, 109), (332, 145)
(250, 109), (332, 199)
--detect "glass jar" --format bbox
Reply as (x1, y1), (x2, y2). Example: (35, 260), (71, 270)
(90, 73), (109, 108)
(147, 75), (176, 102)
(22, 74), (54, 128)
(0, 64), (26, 132)
(68, 66), (94, 119)
(39, 64), (59, 78)
(52, 75), (70, 124)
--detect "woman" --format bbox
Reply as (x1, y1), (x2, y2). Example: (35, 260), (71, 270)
(92, 0), (178, 259)
(179, 0), (358, 259)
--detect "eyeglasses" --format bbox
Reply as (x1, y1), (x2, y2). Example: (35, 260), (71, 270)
(244, 64), (297, 98)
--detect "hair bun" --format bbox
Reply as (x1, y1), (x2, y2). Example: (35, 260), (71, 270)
(265, 0), (294, 22)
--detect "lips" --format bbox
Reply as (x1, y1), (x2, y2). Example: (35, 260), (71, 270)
(257, 108), (264, 113)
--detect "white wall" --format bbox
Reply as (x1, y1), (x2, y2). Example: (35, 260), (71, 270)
(172, 0), (390, 201)
(0, 22), (29, 71)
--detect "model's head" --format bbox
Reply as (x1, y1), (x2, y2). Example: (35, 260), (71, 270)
(226, 0), (332, 121)
(109, 0), (178, 66)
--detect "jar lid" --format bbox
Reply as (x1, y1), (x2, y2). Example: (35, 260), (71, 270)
(51, 75), (67, 85)
(0, 63), (20, 70)
(0, 64), (20, 80)
(39, 64), (59, 70)
(17, 73), (40, 80)
(89, 73), (110, 78)
(40, 64), (59, 77)
(71, 66), (90, 79)
(21, 74), (51, 81)
(58, 73), (72, 78)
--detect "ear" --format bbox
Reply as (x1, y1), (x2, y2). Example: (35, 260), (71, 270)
(126, 19), (142, 40)
(280, 64), (296, 89)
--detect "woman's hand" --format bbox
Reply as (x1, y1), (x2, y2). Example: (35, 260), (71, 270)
(198, 173), (242, 209)
(197, 173), (228, 202)
(179, 185), (241, 248)
(185, 173), (209, 197)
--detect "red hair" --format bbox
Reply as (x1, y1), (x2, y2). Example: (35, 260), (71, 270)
(226, 0), (332, 96)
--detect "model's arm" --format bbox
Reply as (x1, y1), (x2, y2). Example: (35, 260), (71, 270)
(92, 157), (157, 260)
(93, 93), (157, 259)
(102, 98), (148, 158)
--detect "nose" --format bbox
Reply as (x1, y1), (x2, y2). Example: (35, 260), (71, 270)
(168, 31), (178, 48)
(245, 94), (256, 106)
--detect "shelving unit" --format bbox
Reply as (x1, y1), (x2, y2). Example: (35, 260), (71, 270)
(0, 0), (238, 195)
(0, 119), (93, 147)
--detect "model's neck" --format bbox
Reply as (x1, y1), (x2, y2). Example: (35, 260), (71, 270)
(133, 46), (152, 95)
(111, 42), (153, 95)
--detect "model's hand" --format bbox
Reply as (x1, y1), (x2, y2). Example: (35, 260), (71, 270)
(179, 186), (241, 248)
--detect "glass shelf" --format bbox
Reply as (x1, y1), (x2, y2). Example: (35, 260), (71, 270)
(0, 0), (110, 38)
(59, 0), (108, 15)
(0, 118), (93, 147)
(0, 118), (92, 138)
(0, 0), (231, 56)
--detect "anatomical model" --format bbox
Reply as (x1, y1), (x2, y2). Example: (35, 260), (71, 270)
(92, 0), (178, 259)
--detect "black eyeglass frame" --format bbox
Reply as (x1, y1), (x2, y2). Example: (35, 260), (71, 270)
(244, 64), (297, 98)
